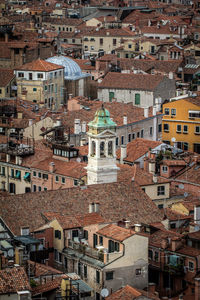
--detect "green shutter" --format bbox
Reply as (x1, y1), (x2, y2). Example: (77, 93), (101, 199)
(109, 92), (114, 102)
(135, 94), (140, 105)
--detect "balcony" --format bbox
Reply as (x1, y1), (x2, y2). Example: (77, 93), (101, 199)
(68, 240), (104, 262)
(164, 263), (184, 276)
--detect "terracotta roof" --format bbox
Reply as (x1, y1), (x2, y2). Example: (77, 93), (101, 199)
(0, 69), (15, 87)
(0, 182), (164, 236)
(106, 284), (160, 300)
(32, 277), (62, 296)
(97, 224), (135, 242)
(149, 229), (182, 248)
(163, 208), (191, 221)
(163, 160), (187, 166)
(175, 162), (200, 185)
(98, 72), (165, 91)
(43, 17), (83, 26)
(106, 285), (141, 300)
(31, 158), (87, 179)
(116, 138), (162, 162)
(28, 260), (63, 277)
(0, 267), (31, 294)
(187, 230), (200, 240)
(42, 212), (105, 228)
(16, 59), (64, 72)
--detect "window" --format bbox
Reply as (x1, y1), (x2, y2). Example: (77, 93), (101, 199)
(100, 142), (105, 157)
(84, 265), (87, 278)
(44, 187), (47, 191)
(163, 123), (169, 132)
(158, 204), (163, 209)
(121, 136), (124, 145)
(113, 39), (116, 46)
(11, 169), (14, 178)
(18, 72), (24, 78)
(62, 177), (65, 184)
(115, 242), (119, 252)
(116, 137), (118, 146)
(170, 223), (176, 229)
(99, 236), (103, 245)
(74, 179), (78, 186)
(135, 93), (140, 105)
(43, 173), (48, 180)
(150, 127), (153, 136)
(55, 175), (59, 182)
(164, 108), (169, 115)
(142, 188), (145, 192)
(91, 46), (94, 50)
(100, 38), (103, 45)
(132, 133), (135, 139)
(108, 141), (113, 156)
(1, 166), (5, 176)
(189, 261), (194, 271)
(108, 240), (115, 253)
(84, 230), (88, 240)
(38, 172), (41, 178)
(137, 132), (140, 138)
(141, 129), (144, 138)
(189, 110), (200, 118)
(128, 44), (132, 49)
(148, 249), (153, 259)
(183, 125), (188, 133)
(38, 186), (41, 192)
(0, 89), (1, 94)
(93, 234), (98, 248)
(157, 185), (165, 196)
(33, 171), (36, 177)
(33, 87), (37, 91)
(177, 141), (188, 151)
(29, 73), (32, 80)
(15, 170), (21, 179)
(136, 268), (141, 275)
(96, 270), (100, 283)
(128, 133), (131, 142)
(55, 230), (61, 239)
(195, 126), (200, 134)
(33, 185), (36, 192)
(37, 73), (43, 79)
(154, 251), (159, 262)
(109, 91), (114, 102)
(106, 271), (113, 280)
(21, 227), (29, 236)
(158, 124), (162, 133)
(177, 125), (181, 133)
(171, 108), (176, 116)
(162, 166), (168, 173)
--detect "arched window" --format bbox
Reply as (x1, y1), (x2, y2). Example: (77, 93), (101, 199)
(100, 142), (105, 157)
(108, 141), (113, 156)
(91, 141), (96, 156)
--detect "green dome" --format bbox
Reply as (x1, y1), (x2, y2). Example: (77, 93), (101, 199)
(88, 105), (117, 129)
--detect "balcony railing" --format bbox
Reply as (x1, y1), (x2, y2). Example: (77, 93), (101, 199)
(68, 240), (104, 262)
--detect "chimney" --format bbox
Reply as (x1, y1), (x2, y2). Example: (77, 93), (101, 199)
(49, 162), (55, 173)
(82, 121), (86, 133)
(29, 119), (33, 127)
(149, 160), (155, 174)
(144, 107), (149, 118)
(155, 98), (161, 112)
(124, 220), (130, 228)
(153, 174), (158, 183)
(194, 206), (200, 225)
(6, 154), (10, 163)
(120, 145), (127, 163)
(68, 94), (73, 99)
(143, 157), (149, 172)
(148, 283), (156, 294)
(134, 224), (142, 232)
(195, 278), (200, 300)
(171, 237), (182, 251)
(161, 238), (168, 249)
(123, 116), (127, 125)
(56, 118), (61, 127)
(153, 105), (157, 116)
(74, 119), (81, 135)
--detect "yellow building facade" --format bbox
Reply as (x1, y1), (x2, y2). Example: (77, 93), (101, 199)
(162, 97), (200, 153)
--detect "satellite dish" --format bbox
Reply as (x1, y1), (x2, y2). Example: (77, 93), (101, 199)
(184, 192), (188, 198)
(171, 137), (176, 142)
(178, 184), (184, 190)
(101, 288), (109, 298)
(76, 158), (81, 163)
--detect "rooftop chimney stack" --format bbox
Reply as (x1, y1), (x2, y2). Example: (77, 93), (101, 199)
(123, 116), (127, 125)
(120, 145), (127, 164)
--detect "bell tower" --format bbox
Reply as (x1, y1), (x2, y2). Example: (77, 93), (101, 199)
(86, 105), (119, 185)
